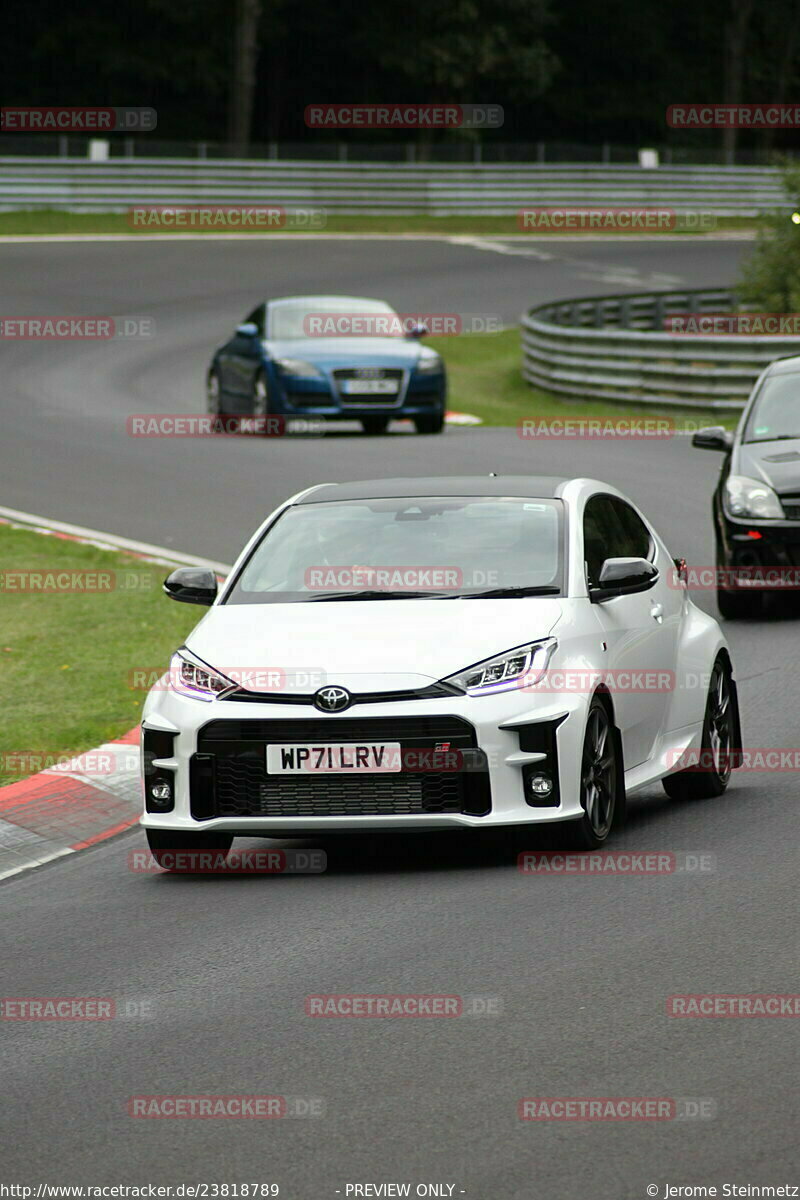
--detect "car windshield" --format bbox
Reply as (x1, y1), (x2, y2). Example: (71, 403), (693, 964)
(744, 372), (800, 442)
(225, 497), (564, 603)
(267, 297), (402, 340)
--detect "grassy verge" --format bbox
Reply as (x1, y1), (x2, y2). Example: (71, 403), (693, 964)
(0, 210), (759, 237)
(430, 328), (740, 429)
(0, 526), (199, 786)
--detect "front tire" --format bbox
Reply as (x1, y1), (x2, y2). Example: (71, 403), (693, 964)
(414, 411), (445, 435)
(145, 828), (234, 873)
(563, 696), (622, 849)
(206, 370), (221, 416)
(662, 658), (734, 800)
(715, 544), (763, 619)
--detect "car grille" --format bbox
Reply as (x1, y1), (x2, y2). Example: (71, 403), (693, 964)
(191, 716), (490, 819)
(780, 494), (800, 520)
(332, 368), (405, 408)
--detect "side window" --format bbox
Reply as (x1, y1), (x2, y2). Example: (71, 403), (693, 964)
(582, 495), (617, 587)
(610, 498), (653, 561)
(245, 303), (266, 336)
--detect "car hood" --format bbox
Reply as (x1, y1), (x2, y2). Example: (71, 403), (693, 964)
(186, 599), (562, 694)
(736, 437), (800, 494)
(264, 337), (424, 367)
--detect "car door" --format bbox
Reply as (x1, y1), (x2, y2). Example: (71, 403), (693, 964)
(583, 494), (681, 768)
(217, 304), (265, 402)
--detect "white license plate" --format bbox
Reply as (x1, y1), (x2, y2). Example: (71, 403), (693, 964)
(341, 379), (399, 395)
(266, 742), (402, 774)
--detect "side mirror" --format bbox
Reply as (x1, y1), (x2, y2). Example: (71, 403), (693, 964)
(163, 567), (218, 606)
(235, 322), (259, 338)
(591, 557), (659, 602)
(406, 322), (428, 340)
(692, 426), (733, 452)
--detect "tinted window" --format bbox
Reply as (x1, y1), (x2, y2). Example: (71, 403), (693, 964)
(583, 495), (653, 587)
(609, 498), (652, 560)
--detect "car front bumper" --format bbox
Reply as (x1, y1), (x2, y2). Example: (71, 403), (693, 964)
(140, 686), (589, 835)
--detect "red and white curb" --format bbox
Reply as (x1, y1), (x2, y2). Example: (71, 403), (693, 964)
(0, 507), (233, 882)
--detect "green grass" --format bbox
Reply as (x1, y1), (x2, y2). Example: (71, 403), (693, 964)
(429, 327), (740, 429)
(0, 210), (759, 238)
(0, 526), (200, 786)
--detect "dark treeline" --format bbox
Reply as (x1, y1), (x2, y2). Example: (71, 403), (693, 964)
(5, 0), (800, 152)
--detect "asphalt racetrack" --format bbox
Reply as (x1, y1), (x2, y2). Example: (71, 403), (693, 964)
(2, 235), (796, 1197)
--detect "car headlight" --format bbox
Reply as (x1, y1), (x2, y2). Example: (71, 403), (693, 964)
(274, 357), (324, 378)
(169, 649), (235, 701)
(443, 638), (557, 696)
(416, 353), (443, 374)
(724, 475), (783, 519)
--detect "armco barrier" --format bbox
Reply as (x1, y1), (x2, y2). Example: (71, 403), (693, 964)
(0, 158), (789, 215)
(521, 288), (800, 410)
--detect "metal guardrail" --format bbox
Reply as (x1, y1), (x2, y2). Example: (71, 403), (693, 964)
(0, 158), (789, 215)
(521, 288), (800, 410)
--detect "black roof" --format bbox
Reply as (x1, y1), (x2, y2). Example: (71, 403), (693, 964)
(296, 476), (569, 504)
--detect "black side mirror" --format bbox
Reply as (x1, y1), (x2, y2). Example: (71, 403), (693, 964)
(406, 322), (428, 340)
(591, 557), (659, 602)
(235, 322), (259, 338)
(692, 426), (733, 452)
(163, 567), (218, 606)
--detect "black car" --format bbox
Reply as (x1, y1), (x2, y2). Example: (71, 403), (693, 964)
(693, 354), (800, 618)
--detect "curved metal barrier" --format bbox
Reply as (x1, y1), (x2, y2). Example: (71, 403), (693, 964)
(521, 287), (800, 410)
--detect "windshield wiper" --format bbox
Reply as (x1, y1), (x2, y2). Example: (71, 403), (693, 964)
(459, 585), (561, 599)
(307, 589), (455, 602)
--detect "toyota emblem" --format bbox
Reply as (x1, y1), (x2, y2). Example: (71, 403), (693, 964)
(313, 685), (352, 712)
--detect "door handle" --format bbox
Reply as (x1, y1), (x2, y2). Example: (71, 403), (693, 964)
(650, 602), (664, 623)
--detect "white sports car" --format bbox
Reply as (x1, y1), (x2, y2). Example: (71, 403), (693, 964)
(140, 475), (741, 866)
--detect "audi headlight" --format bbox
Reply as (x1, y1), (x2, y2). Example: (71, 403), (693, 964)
(416, 353), (443, 374)
(169, 650), (235, 701)
(274, 357), (324, 378)
(724, 475), (783, 519)
(443, 638), (557, 696)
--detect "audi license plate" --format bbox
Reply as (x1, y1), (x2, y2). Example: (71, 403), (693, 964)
(340, 379), (399, 395)
(266, 742), (402, 774)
